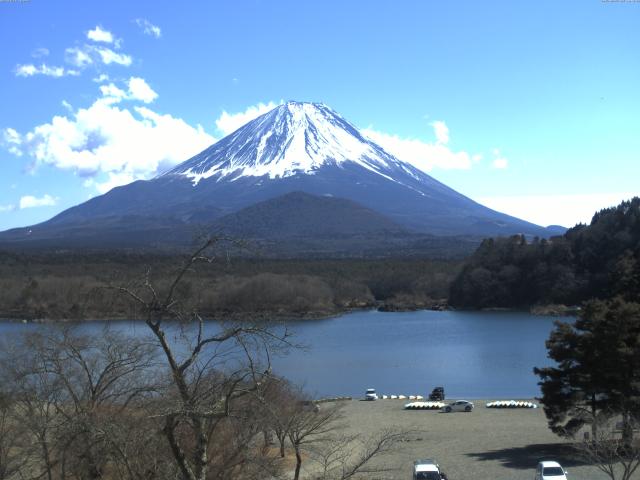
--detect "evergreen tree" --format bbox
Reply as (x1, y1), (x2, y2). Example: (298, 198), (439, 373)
(535, 298), (640, 443)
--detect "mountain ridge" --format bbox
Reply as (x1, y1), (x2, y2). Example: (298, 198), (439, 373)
(0, 101), (563, 253)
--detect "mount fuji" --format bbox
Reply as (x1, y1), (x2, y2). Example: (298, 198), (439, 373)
(0, 101), (561, 253)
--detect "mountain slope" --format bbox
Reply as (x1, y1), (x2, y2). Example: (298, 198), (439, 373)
(211, 191), (406, 238)
(0, 101), (559, 252)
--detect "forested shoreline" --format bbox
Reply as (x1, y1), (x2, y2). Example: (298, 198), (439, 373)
(0, 252), (459, 321)
(2, 197), (639, 321)
(450, 197), (640, 310)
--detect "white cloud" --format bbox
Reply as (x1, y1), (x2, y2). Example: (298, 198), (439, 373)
(3, 84), (215, 194)
(65, 45), (132, 69)
(87, 26), (114, 44)
(431, 120), (449, 145)
(97, 77), (157, 105)
(0, 204), (16, 212)
(93, 46), (132, 66)
(135, 19), (161, 38)
(65, 47), (94, 68)
(61, 100), (73, 111)
(3, 128), (23, 157)
(362, 121), (474, 172)
(215, 101), (281, 135)
(19, 194), (58, 209)
(492, 157), (508, 169)
(31, 47), (49, 58)
(475, 192), (638, 228)
(93, 73), (110, 83)
(99, 83), (128, 104)
(491, 148), (508, 169)
(127, 77), (157, 103)
(15, 63), (79, 78)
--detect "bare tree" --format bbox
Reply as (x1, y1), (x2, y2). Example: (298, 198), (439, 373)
(115, 238), (291, 480)
(307, 428), (407, 480)
(0, 326), (159, 480)
(258, 376), (302, 458)
(287, 401), (345, 480)
(259, 380), (409, 480)
(0, 390), (30, 480)
(575, 413), (640, 480)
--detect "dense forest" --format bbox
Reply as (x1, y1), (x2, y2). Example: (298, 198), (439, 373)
(449, 197), (640, 309)
(0, 251), (460, 320)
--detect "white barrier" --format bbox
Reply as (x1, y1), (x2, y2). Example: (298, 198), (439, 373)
(379, 394), (424, 400)
(485, 400), (538, 409)
(404, 401), (446, 410)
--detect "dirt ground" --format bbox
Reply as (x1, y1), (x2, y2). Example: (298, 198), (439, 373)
(319, 398), (627, 480)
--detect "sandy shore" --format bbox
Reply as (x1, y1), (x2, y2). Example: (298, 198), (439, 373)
(323, 399), (619, 480)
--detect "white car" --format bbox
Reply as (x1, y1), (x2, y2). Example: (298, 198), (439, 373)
(535, 461), (568, 480)
(413, 459), (444, 480)
(364, 388), (378, 401)
(441, 400), (474, 413)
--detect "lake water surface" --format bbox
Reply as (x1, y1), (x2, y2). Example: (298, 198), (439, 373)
(0, 309), (562, 399)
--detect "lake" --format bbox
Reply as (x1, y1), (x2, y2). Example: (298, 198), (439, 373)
(0, 309), (563, 399)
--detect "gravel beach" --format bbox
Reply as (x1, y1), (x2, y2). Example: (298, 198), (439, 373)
(325, 399), (622, 480)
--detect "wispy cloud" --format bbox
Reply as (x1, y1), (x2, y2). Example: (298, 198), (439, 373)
(135, 19), (161, 38)
(65, 47), (94, 68)
(98, 77), (158, 105)
(31, 47), (49, 58)
(0, 204), (16, 212)
(92, 73), (110, 83)
(3, 128), (23, 157)
(491, 148), (508, 169)
(431, 120), (449, 145)
(92, 46), (132, 66)
(15, 63), (80, 78)
(215, 101), (281, 135)
(15, 26), (131, 83)
(87, 26), (114, 44)
(65, 45), (132, 68)
(19, 194), (58, 209)
(362, 122), (475, 172)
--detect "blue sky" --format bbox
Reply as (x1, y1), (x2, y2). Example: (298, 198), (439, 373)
(1, 0), (639, 230)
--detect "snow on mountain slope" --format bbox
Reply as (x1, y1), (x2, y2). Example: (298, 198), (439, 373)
(0, 101), (560, 250)
(164, 101), (423, 187)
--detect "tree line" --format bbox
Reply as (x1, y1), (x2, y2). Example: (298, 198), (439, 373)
(527, 199), (640, 480)
(450, 197), (640, 309)
(0, 251), (460, 321)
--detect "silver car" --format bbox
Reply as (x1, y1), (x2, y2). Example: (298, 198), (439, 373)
(441, 400), (474, 413)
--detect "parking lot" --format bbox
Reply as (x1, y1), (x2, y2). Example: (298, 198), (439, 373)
(332, 399), (619, 480)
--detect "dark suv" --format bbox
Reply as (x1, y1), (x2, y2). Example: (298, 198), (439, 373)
(428, 386), (445, 401)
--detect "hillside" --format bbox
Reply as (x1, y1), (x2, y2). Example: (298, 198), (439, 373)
(449, 197), (640, 309)
(0, 102), (556, 253)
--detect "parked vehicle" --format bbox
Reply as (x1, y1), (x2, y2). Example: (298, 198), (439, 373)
(429, 386), (445, 401)
(413, 459), (444, 480)
(441, 400), (474, 413)
(535, 461), (568, 480)
(364, 388), (378, 401)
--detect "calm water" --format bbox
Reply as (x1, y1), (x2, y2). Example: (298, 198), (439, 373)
(0, 310), (562, 399)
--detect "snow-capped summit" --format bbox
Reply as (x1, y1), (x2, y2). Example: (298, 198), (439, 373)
(164, 101), (420, 185)
(0, 101), (560, 251)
